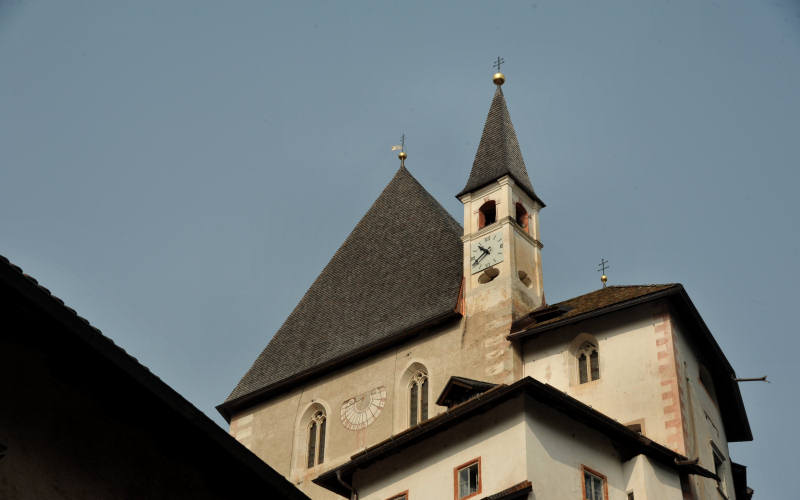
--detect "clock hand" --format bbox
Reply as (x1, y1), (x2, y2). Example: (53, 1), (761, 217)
(478, 245), (491, 254)
(475, 251), (489, 264)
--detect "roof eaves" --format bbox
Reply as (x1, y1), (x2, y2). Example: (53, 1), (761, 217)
(217, 309), (462, 422)
(0, 255), (309, 499)
(508, 285), (682, 340)
(313, 377), (715, 495)
(456, 175), (545, 208)
(480, 480), (533, 500)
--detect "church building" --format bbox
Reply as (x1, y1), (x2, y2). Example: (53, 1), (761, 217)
(218, 70), (753, 500)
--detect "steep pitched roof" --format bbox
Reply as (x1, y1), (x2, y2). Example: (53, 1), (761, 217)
(222, 167), (464, 413)
(457, 86), (543, 205)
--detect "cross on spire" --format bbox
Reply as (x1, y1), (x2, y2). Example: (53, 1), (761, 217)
(597, 258), (609, 288)
(493, 56), (505, 72)
(400, 133), (405, 152)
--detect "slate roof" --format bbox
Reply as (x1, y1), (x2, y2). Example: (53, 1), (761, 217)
(223, 166), (464, 411)
(457, 86), (544, 206)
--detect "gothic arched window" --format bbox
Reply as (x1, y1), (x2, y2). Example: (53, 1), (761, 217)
(409, 371), (429, 426)
(578, 342), (600, 384)
(306, 410), (326, 468)
(478, 201), (496, 229)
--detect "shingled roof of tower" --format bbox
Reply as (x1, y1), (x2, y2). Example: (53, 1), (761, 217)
(456, 86), (544, 206)
(222, 166), (464, 413)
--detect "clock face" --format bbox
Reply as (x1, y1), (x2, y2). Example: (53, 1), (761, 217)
(340, 386), (386, 431)
(471, 231), (504, 274)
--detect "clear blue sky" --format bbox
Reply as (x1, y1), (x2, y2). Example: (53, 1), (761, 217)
(2, 1), (797, 496)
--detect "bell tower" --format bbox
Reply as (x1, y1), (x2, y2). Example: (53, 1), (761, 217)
(456, 69), (545, 384)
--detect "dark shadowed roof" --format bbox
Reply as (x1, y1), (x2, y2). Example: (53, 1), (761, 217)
(457, 86), (543, 206)
(0, 255), (309, 499)
(222, 166), (464, 412)
(435, 375), (498, 408)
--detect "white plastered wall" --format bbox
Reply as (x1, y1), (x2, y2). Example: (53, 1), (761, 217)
(352, 397), (528, 500)
(349, 394), (686, 500)
(522, 304), (677, 451)
(669, 315), (735, 500)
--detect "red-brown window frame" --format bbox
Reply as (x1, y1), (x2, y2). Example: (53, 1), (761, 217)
(453, 457), (482, 500)
(581, 465), (609, 500)
(385, 490), (409, 500)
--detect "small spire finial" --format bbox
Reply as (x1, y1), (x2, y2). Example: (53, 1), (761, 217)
(597, 258), (609, 288)
(492, 56), (506, 85)
(391, 134), (407, 168)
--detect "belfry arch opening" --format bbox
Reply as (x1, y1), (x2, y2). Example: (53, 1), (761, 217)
(515, 203), (529, 232)
(478, 201), (496, 229)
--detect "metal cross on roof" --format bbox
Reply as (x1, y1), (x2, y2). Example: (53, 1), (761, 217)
(493, 56), (505, 72)
(597, 258), (609, 288)
(399, 133), (405, 152)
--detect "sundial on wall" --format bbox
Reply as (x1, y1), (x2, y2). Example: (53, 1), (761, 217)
(340, 386), (386, 431)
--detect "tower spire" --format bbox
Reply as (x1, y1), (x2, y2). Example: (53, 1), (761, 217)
(456, 67), (544, 206)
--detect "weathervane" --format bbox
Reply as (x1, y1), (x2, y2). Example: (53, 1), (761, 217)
(597, 258), (609, 288)
(391, 134), (407, 168)
(492, 56), (506, 86)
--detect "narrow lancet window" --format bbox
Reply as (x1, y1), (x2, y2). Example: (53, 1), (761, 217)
(307, 421), (317, 468)
(409, 382), (419, 426)
(421, 377), (428, 421)
(578, 342), (600, 384)
(306, 410), (326, 468)
(579, 353), (588, 384)
(408, 370), (429, 427)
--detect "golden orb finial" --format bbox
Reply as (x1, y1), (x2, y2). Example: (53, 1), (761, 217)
(601, 274), (608, 286)
(492, 57), (506, 85)
(398, 151), (407, 168)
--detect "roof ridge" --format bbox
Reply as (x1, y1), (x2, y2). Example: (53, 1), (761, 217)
(552, 283), (680, 304)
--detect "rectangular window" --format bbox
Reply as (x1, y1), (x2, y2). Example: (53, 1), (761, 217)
(582, 466), (607, 500)
(454, 458), (481, 500)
